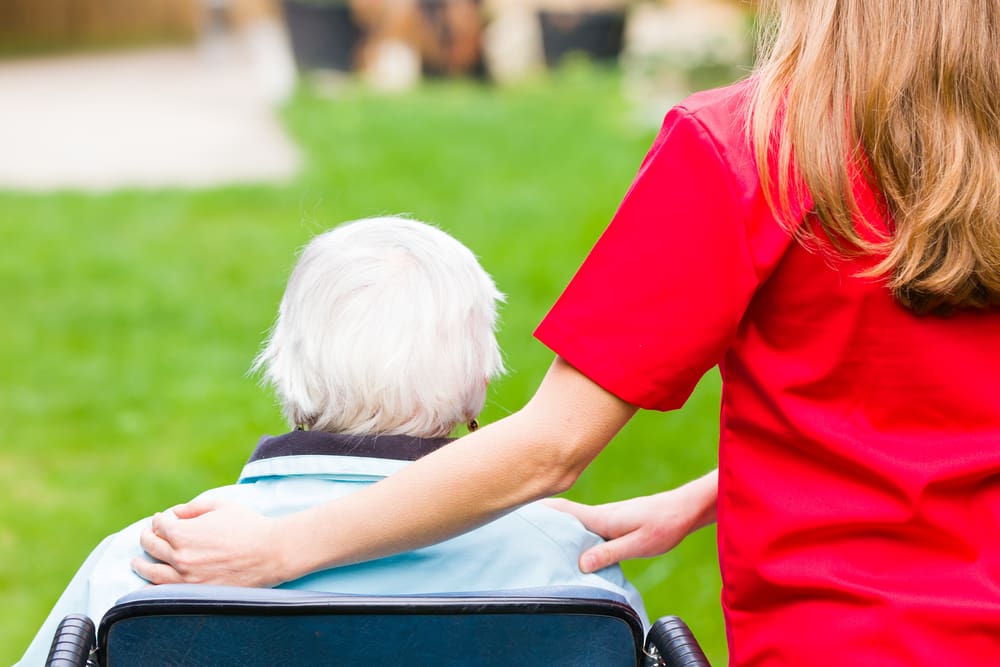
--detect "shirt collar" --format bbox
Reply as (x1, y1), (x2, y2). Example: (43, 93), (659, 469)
(247, 430), (453, 463)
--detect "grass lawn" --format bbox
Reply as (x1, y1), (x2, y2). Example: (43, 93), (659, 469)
(0, 66), (725, 664)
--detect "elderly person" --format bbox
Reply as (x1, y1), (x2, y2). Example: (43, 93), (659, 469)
(17, 217), (646, 667)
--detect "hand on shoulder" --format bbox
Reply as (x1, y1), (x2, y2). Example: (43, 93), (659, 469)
(132, 498), (288, 587)
(544, 469), (718, 573)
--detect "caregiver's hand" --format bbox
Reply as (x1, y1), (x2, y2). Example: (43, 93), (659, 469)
(546, 469), (718, 573)
(132, 499), (287, 587)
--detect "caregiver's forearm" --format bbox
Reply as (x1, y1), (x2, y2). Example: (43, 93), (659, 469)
(276, 356), (638, 580)
(686, 468), (719, 532)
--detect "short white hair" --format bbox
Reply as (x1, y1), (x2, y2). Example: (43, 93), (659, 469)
(253, 216), (505, 437)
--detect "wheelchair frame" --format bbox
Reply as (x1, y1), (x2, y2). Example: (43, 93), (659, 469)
(46, 584), (710, 667)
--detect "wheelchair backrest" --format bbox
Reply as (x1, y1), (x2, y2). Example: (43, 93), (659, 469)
(97, 584), (646, 667)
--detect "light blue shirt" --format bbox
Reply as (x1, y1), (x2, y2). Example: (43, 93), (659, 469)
(18, 436), (647, 666)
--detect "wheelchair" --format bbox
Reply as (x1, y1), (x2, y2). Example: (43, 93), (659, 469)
(45, 584), (710, 666)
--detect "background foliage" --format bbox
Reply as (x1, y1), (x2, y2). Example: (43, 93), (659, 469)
(0, 67), (725, 664)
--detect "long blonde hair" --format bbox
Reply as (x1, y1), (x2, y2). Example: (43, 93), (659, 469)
(750, 0), (1000, 314)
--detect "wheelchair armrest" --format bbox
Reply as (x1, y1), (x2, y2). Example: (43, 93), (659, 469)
(644, 616), (711, 667)
(45, 614), (96, 667)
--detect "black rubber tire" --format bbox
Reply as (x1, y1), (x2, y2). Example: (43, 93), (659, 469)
(646, 616), (711, 667)
(45, 614), (96, 667)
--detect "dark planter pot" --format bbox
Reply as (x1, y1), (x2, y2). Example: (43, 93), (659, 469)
(538, 9), (626, 67)
(282, 1), (361, 72)
(413, 0), (486, 79)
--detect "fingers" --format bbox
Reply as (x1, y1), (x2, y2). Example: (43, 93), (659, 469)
(131, 557), (183, 585)
(171, 498), (220, 520)
(542, 497), (615, 537)
(579, 531), (647, 573)
(540, 497), (586, 517)
(543, 498), (634, 571)
(136, 514), (193, 585)
(139, 520), (176, 564)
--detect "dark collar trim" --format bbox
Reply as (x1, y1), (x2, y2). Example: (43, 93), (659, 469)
(247, 430), (453, 464)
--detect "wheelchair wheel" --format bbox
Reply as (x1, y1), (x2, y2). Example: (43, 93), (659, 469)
(45, 614), (96, 667)
(645, 616), (711, 667)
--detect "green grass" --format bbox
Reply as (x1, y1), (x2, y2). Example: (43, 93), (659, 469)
(0, 66), (724, 664)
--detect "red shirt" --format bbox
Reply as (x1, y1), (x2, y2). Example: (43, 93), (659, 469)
(535, 82), (1000, 666)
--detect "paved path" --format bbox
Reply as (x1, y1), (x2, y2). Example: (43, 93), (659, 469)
(0, 38), (301, 191)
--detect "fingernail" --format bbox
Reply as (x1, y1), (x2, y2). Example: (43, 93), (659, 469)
(580, 555), (596, 573)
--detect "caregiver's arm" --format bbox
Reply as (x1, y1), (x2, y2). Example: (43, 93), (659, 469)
(134, 356), (638, 587)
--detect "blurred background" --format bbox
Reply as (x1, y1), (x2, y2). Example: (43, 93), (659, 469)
(0, 0), (755, 663)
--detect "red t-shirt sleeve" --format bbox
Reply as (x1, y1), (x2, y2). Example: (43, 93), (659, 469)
(535, 106), (759, 411)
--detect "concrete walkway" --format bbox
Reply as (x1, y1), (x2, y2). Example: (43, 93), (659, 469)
(0, 34), (301, 191)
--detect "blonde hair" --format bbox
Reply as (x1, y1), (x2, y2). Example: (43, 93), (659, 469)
(750, 0), (1000, 314)
(253, 217), (505, 438)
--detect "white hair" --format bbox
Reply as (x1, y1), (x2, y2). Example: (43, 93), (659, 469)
(253, 216), (505, 438)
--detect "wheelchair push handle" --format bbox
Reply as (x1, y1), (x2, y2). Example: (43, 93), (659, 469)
(645, 616), (711, 667)
(45, 614), (96, 667)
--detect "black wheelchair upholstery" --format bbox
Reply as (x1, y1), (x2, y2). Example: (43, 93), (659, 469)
(47, 584), (710, 667)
